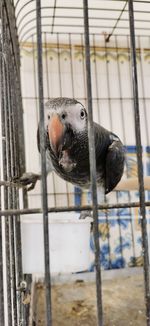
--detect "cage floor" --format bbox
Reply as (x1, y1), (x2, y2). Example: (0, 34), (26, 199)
(33, 273), (146, 326)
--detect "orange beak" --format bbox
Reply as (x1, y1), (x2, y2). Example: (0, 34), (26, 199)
(48, 115), (65, 156)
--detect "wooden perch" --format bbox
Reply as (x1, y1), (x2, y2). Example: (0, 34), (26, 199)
(115, 176), (150, 191)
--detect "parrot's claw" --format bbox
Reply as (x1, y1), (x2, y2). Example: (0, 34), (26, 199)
(79, 210), (92, 219)
(12, 172), (41, 191)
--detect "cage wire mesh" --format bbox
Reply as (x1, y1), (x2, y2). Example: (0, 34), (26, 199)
(0, 0), (150, 325)
(0, 1), (29, 325)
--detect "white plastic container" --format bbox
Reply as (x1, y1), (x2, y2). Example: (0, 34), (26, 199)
(21, 212), (92, 274)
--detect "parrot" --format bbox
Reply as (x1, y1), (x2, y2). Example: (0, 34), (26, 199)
(16, 97), (125, 197)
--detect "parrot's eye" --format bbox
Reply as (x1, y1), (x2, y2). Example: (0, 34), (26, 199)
(80, 109), (85, 119)
(61, 113), (66, 120)
(48, 114), (50, 120)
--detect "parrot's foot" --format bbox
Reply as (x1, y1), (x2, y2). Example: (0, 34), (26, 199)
(79, 210), (92, 219)
(12, 172), (41, 191)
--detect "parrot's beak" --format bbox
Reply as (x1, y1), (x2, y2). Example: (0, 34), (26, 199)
(48, 115), (65, 157)
(48, 114), (73, 157)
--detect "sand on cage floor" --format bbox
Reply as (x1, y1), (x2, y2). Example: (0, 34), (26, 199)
(32, 273), (147, 326)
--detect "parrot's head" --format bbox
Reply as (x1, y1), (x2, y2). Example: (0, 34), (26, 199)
(45, 97), (88, 160)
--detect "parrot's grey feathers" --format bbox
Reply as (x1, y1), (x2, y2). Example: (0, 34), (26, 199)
(45, 97), (82, 110)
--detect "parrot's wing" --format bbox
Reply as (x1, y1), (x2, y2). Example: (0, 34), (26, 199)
(105, 140), (125, 194)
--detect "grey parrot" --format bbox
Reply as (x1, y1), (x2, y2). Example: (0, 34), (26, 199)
(17, 97), (125, 194)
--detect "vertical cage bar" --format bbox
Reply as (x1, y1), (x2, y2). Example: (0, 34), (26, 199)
(104, 37), (124, 266)
(5, 43), (20, 326)
(128, 0), (150, 324)
(69, 33), (75, 98)
(8, 62), (24, 325)
(0, 217), (4, 326)
(138, 37), (149, 145)
(44, 33), (57, 208)
(0, 43), (5, 326)
(92, 34), (111, 269)
(1, 11), (13, 323)
(36, 1), (52, 325)
(115, 35), (136, 263)
(12, 65), (25, 324)
(81, 33), (87, 105)
(56, 33), (70, 206)
(83, 1), (103, 325)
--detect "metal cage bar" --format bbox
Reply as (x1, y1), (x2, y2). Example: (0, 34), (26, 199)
(0, 40), (5, 326)
(83, 0), (103, 325)
(0, 1), (27, 325)
(35, 0), (52, 325)
(128, 0), (150, 324)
